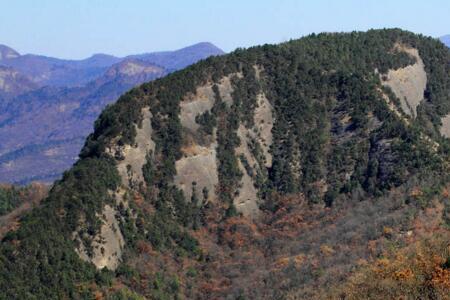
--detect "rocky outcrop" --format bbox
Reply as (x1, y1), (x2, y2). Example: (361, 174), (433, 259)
(174, 72), (274, 217)
(175, 76), (235, 203)
(107, 108), (155, 188)
(252, 92), (273, 167)
(381, 45), (427, 118)
(440, 114), (450, 138)
(74, 204), (124, 270)
(174, 142), (219, 202)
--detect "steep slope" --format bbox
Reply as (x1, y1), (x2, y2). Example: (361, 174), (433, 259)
(0, 46), (223, 184)
(0, 29), (449, 299)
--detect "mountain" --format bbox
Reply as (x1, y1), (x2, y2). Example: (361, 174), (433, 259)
(0, 45), (20, 60)
(440, 34), (450, 47)
(0, 43), (224, 87)
(130, 42), (225, 70)
(0, 65), (37, 97)
(0, 29), (449, 299)
(0, 50), (120, 87)
(0, 43), (224, 184)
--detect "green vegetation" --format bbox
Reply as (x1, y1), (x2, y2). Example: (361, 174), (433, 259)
(0, 156), (120, 298)
(0, 29), (449, 299)
(0, 185), (30, 216)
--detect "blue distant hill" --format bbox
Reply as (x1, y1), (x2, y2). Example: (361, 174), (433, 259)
(440, 35), (450, 47)
(0, 42), (224, 184)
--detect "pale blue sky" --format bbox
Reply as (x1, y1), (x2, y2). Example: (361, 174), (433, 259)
(1, 0), (449, 59)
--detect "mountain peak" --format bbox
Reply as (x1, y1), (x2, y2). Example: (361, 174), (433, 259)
(181, 41), (225, 54)
(0, 44), (20, 60)
(130, 42), (225, 71)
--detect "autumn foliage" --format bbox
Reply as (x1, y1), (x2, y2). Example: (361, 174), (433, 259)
(334, 232), (450, 299)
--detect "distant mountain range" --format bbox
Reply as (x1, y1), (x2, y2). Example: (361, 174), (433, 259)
(0, 42), (224, 184)
(440, 34), (450, 47)
(1, 29), (449, 300)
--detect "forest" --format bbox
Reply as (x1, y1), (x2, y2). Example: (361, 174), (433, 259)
(0, 29), (449, 299)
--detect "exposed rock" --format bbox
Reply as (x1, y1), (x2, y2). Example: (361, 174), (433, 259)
(232, 90), (273, 217)
(180, 85), (215, 132)
(378, 88), (408, 124)
(74, 204), (124, 270)
(381, 46), (427, 118)
(175, 74), (243, 203)
(175, 71), (272, 216)
(108, 108), (155, 188)
(234, 125), (260, 217)
(253, 92), (273, 167)
(234, 160), (260, 217)
(174, 141), (219, 202)
(440, 114), (450, 138)
(218, 73), (242, 106)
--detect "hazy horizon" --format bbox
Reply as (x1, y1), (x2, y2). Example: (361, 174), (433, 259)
(1, 0), (449, 60)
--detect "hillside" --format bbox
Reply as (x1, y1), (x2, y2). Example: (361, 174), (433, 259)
(0, 29), (449, 299)
(0, 43), (224, 184)
(0, 65), (37, 97)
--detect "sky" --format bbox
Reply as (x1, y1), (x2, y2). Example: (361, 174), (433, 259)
(0, 0), (449, 59)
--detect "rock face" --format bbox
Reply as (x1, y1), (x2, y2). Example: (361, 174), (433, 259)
(174, 142), (219, 202)
(251, 92), (273, 167)
(74, 204), (124, 270)
(381, 45), (427, 118)
(172, 72), (273, 217)
(108, 108), (155, 188)
(175, 74), (238, 204)
(233, 94), (274, 217)
(440, 114), (450, 138)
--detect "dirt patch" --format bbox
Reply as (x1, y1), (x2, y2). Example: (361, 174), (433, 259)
(381, 46), (427, 118)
